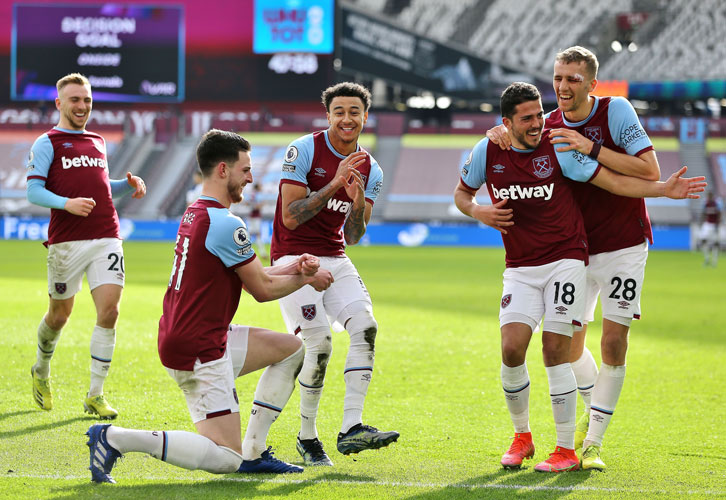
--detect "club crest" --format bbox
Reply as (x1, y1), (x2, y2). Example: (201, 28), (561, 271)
(55, 282), (66, 294)
(501, 294), (512, 308)
(301, 304), (317, 321)
(584, 126), (602, 144)
(532, 156), (553, 179)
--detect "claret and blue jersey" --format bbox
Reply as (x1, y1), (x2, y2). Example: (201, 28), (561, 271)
(460, 133), (601, 268)
(546, 96), (655, 254)
(271, 129), (383, 260)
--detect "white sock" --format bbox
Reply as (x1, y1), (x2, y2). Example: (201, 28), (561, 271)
(546, 363), (577, 449)
(501, 363), (531, 433)
(571, 347), (598, 411)
(341, 314), (377, 434)
(585, 363), (626, 448)
(89, 325), (115, 397)
(297, 327), (332, 440)
(34, 319), (61, 378)
(106, 426), (242, 473)
(242, 346), (303, 459)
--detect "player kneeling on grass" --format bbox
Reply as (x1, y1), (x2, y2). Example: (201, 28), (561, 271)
(86, 130), (334, 483)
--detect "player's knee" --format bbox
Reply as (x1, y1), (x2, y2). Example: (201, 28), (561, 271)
(301, 328), (333, 385)
(345, 309), (378, 351)
(96, 304), (120, 328)
(205, 445), (243, 474)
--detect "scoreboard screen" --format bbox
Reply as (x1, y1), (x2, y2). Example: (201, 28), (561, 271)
(12, 4), (184, 103)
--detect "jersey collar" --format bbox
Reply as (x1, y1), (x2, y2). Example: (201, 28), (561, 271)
(561, 96), (600, 128)
(54, 126), (85, 134)
(323, 129), (360, 159)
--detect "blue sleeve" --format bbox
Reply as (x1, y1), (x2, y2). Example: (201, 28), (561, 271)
(554, 144), (600, 182)
(280, 134), (314, 185)
(26, 134), (53, 181)
(608, 96), (653, 155)
(460, 138), (488, 190)
(205, 207), (256, 268)
(26, 178), (68, 209)
(110, 178), (134, 197)
(26, 134), (68, 208)
(365, 156), (384, 203)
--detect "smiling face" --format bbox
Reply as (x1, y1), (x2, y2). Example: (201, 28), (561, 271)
(504, 99), (545, 150)
(226, 150), (253, 204)
(326, 96), (367, 154)
(553, 60), (597, 121)
(56, 83), (92, 130)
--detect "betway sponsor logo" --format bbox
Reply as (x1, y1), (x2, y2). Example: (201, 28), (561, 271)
(492, 183), (554, 201)
(61, 155), (108, 169)
(327, 198), (351, 213)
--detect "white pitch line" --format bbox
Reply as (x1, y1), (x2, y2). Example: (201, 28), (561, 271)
(6, 473), (726, 496)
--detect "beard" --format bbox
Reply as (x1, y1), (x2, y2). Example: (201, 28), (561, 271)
(228, 181), (243, 204)
(513, 128), (542, 149)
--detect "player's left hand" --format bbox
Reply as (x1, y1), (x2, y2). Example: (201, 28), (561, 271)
(549, 128), (593, 155)
(344, 168), (365, 204)
(307, 268), (334, 291)
(127, 172), (147, 198)
(664, 166), (707, 199)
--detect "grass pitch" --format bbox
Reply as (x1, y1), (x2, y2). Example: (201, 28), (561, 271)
(0, 240), (724, 499)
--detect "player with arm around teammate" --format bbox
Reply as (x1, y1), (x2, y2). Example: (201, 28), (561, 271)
(272, 82), (398, 466)
(85, 130), (334, 483)
(485, 46), (670, 470)
(455, 82), (704, 473)
(26, 73), (146, 419)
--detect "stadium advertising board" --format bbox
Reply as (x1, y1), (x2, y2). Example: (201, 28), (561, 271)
(338, 5), (547, 100)
(253, 0), (334, 54)
(12, 4), (184, 102)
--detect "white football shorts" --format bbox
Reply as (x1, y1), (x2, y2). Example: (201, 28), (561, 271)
(499, 258), (586, 337)
(47, 238), (124, 300)
(583, 241), (648, 325)
(275, 255), (372, 334)
(166, 347), (240, 424)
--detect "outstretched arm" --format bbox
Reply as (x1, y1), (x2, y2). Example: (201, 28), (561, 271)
(236, 256), (333, 301)
(591, 166), (706, 199)
(454, 180), (513, 234)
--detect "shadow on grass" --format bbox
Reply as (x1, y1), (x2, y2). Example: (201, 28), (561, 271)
(0, 409), (34, 423)
(402, 466), (596, 500)
(50, 471), (374, 499)
(0, 414), (87, 439)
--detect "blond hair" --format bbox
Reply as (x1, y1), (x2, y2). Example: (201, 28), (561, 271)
(555, 46), (599, 79)
(56, 73), (90, 93)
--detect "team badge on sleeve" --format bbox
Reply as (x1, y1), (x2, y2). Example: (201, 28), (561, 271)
(532, 156), (553, 179)
(501, 294), (512, 308)
(301, 304), (317, 320)
(285, 146), (299, 163)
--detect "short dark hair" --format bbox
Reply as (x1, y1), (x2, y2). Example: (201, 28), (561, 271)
(501, 82), (541, 120)
(555, 46), (599, 79)
(196, 129), (250, 176)
(321, 82), (372, 112)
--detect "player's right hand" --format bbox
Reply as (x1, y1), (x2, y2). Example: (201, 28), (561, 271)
(334, 151), (367, 188)
(486, 124), (511, 150)
(64, 197), (96, 217)
(298, 253), (320, 276)
(308, 268), (334, 291)
(473, 199), (514, 234)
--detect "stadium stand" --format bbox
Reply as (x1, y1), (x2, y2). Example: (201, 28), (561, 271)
(600, 0), (726, 81)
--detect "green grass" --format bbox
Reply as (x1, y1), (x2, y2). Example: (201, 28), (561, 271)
(1, 241), (725, 499)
